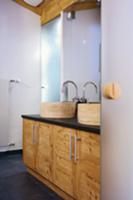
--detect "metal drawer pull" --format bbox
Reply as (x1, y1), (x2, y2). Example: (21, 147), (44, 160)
(74, 136), (81, 162)
(69, 134), (72, 160)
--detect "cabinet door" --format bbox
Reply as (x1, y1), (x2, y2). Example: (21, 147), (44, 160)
(76, 131), (100, 200)
(53, 126), (76, 197)
(36, 122), (53, 182)
(23, 119), (38, 170)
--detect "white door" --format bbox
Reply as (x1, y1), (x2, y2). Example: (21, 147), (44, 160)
(102, 0), (133, 200)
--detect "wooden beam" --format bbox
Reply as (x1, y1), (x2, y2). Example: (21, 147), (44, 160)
(12, 0), (100, 25)
(65, 1), (99, 12)
(41, 0), (78, 25)
(12, 0), (42, 15)
(38, 0), (48, 8)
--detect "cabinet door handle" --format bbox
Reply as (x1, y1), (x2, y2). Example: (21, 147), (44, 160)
(69, 134), (72, 160)
(32, 125), (39, 144)
(32, 125), (35, 144)
(35, 125), (39, 144)
(74, 136), (81, 163)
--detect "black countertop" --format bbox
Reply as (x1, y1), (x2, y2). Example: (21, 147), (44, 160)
(22, 114), (100, 134)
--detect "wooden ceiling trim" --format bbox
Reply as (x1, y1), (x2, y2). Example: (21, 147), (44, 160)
(57, 0), (78, 10)
(12, 0), (42, 15)
(41, 0), (60, 25)
(41, 0), (78, 25)
(65, 1), (99, 12)
(37, 0), (48, 8)
(12, 0), (99, 25)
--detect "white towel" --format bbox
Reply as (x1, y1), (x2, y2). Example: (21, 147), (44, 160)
(0, 79), (9, 147)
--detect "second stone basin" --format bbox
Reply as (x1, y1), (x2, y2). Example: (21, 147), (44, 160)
(77, 103), (100, 126)
(40, 102), (76, 119)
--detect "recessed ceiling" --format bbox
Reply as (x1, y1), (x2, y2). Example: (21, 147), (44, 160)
(23, 0), (43, 7)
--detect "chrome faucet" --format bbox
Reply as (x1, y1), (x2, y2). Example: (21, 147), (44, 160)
(81, 81), (98, 103)
(62, 80), (79, 102)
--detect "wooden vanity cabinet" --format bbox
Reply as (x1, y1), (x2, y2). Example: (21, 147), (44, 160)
(23, 119), (100, 200)
(23, 119), (39, 170)
(36, 122), (53, 182)
(53, 126), (76, 197)
(23, 120), (54, 182)
(75, 131), (100, 200)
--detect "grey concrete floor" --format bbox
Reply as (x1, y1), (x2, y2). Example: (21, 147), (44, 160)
(0, 152), (63, 200)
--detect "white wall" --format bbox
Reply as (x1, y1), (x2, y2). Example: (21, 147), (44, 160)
(102, 0), (133, 199)
(61, 9), (100, 102)
(0, 0), (41, 151)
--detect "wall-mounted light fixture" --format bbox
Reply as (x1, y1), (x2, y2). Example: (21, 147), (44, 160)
(67, 11), (76, 20)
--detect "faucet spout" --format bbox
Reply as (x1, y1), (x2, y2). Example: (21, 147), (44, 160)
(62, 80), (79, 102)
(82, 81), (98, 102)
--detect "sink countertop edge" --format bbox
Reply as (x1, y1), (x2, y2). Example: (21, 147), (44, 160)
(22, 114), (100, 134)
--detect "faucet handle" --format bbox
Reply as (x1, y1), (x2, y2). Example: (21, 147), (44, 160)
(80, 97), (87, 103)
(72, 97), (80, 103)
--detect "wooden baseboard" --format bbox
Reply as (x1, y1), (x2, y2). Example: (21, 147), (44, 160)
(28, 168), (75, 200)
